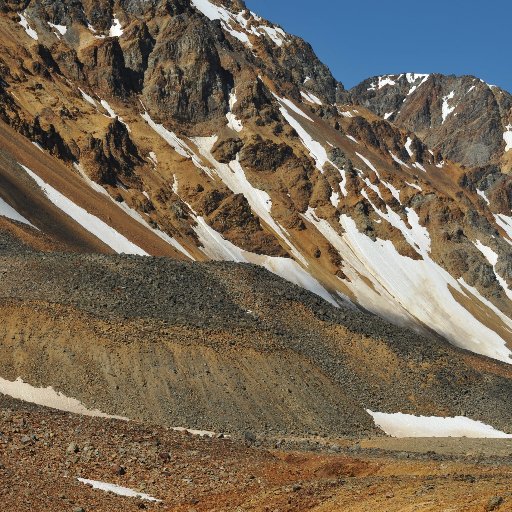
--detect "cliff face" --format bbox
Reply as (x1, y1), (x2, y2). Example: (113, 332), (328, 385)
(0, 1), (511, 373)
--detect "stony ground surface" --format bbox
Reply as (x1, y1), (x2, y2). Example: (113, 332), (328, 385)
(1, 395), (511, 512)
(0, 230), (512, 436)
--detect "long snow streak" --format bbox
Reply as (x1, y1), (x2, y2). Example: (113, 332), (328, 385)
(20, 164), (148, 255)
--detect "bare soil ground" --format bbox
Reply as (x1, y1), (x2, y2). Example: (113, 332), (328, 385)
(1, 395), (511, 512)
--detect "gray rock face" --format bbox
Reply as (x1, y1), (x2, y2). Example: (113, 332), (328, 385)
(347, 73), (512, 169)
(142, 14), (234, 124)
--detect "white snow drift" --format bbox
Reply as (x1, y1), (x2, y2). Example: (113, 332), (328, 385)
(78, 479), (160, 502)
(19, 164), (148, 255)
(0, 377), (128, 420)
(0, 197), (34, 227)
(367, 410), (512, 438)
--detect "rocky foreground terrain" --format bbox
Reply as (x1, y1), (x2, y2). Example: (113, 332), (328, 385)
(1, 395), (512, 512)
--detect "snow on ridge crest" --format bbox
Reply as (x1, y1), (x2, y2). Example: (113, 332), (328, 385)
(190, 0), (288, 48)
(367, 73), (430, 92)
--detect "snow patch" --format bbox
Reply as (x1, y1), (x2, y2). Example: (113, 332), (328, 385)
(100, 99), (130, 131)
(442, 91), (456, 123)
(73, 163), (193, 260)
(405, 137), (413, 157)
(172, 427), (220, 438)
(273, 94), (314, 122)
(339, 169), (348, 197)
(48, 22), (67, 37)
(389, 152), (410, 169)
(148, 151), (158, 166)
(504, 124), (512, 152)
(18, 12), (38, 40)
(474, 239), (512, 300)
(108, 17), (124, 38)
(78, 479), (160, 502)
(0, 377), (128, 420)
(368, 75), (396, 90)
(79, 88), (97, 107)
(356, 153), (380, 177)
(300, 91), (323, 105)
(226, 89), (243, 132)
(367, 410), (512, 438)
(476, 188), (490, 205)
(275, 96), (329, 173)
(363, 178), (383, 200)
(381, 181), (401, 203)
(0, 197), (35, 227)
(141, 111), (214, 179)
(405, 181), (422, 191)
(494, 214), (512, 244)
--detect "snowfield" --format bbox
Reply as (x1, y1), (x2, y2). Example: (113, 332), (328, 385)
(367, 410), (512, 438)
(302, 209), (512, 363)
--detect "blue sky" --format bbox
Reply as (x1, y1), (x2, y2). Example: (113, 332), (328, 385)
(245, 0), (512, 93)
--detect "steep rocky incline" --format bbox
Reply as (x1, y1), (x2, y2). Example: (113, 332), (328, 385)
(0, 0), (510, 369)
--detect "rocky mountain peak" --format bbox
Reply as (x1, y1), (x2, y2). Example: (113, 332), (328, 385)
(347, 73), (512, 171)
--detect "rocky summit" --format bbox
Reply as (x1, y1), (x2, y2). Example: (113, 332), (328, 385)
(0, 1), (511, 510)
